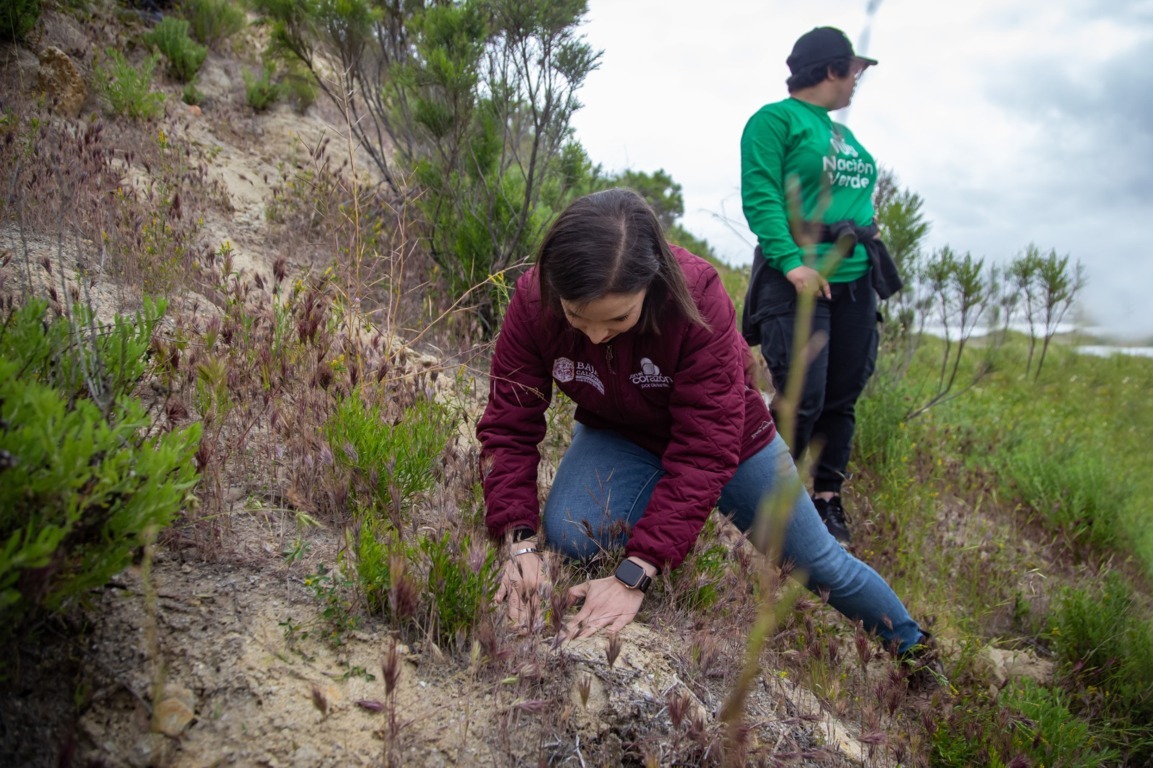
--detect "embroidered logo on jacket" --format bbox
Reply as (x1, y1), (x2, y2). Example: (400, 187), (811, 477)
(554, 357), (604, 394)
(629, 358), (672, 389)
(553, 358), (574, 382)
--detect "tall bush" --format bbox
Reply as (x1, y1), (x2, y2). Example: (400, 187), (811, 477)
(92, 50), (166, 120)
(253, 0), (601, 332)
(0, 299), (201, 632)
(144, 17), (208, 83)
(181, 0), (246, 50)
(0, 0), (40, 43)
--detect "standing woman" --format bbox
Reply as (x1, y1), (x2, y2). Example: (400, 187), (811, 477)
(741, 26), (899, 546)
(477, 188), (930, 664)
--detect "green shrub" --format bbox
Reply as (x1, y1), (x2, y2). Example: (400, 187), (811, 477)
(281, 66), (317, 114)
(855, 377), (915, 478)
(421, 531), (498, 649)
(326, 390), (452, 515)
(0, 300), (201, 632)
(932, 680), (1122, 768)
(182, 81), (205, 106)
(181, 0), (246, 50)
(92, 50), (165, 120)
(244, 63), (283, 112)
(356, 517), (402, 618)
(1002, 439), (1126, 550)
(143, 17), (208, 83)
(999, 679), (1120, 767)
(1050, 573), (1153, 760)
(356, 521), (497, 649)
(0, 0), (40, 43)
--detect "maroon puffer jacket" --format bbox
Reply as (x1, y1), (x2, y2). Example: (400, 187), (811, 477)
(477, 246), (777, 570)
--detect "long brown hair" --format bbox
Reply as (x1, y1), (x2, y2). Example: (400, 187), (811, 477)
(536, 188), (706, 334)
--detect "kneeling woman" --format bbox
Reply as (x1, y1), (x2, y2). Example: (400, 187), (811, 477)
(478, 188), (927, 655)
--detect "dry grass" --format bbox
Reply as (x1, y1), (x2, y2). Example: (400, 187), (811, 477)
(4, 7), (1080, 766)
(0, 84), (924, 768)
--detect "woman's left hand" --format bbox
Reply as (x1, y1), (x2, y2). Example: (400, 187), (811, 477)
(560, 576), (646, 641)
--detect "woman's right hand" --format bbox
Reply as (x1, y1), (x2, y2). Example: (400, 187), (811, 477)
(494, 541), (548, 631)
(785, 265), (829, 299)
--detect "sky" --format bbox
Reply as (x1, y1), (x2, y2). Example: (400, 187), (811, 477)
(570, 0), (1153, 341)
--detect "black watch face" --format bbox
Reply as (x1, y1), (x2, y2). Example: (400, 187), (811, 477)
(615, 559), (646, 588)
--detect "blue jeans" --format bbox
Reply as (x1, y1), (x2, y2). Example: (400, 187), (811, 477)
(543, 426), (922, 653)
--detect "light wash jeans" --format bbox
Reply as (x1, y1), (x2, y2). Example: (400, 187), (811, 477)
(542, 425), (923, 653)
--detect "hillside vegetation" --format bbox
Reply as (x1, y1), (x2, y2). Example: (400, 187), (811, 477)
(2, 2), (1152, 767)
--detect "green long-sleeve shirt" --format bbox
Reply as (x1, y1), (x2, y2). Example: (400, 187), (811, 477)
(740, 97), (876, 282)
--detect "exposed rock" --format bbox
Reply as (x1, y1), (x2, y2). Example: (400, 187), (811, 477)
(153, 697), (195, 737)
(563, 624), (709, 736)
(977, 645), (1055, 690)
(38, 9), (92, 57)
(563, 624), (892, 766)
(37, 46), (85, 117)
(129, 733), (172, 768)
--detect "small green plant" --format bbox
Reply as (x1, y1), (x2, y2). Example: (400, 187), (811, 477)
(326, 389), (453, 518)
(281, 65), (317, 114)
(92, 50), (165, 120)
(355, 521), (497, 650)
(278, 616), (302, 643)
(244, 63), (283, 112)
(356, 517), (406, 619)
(303, 564), (358, 646)
(0, 299), (201, 632)
(672, 515), (731, 612)
(180, 0), (246, 50)
(421, 531), (498, 649)
(143, 16), (208, 83)
(340, 662), (376, 682)
(0, 0), (40, 42)
(929, 688), (1005, 766)
(282, 537), (310, 564)
(182, 81), (205, 106)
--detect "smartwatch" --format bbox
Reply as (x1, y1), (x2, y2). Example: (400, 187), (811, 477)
(613, 559), (652, 593)
(509, 527), (536, 543)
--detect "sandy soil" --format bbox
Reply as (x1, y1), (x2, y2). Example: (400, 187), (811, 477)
(0, 10), (1057, 767)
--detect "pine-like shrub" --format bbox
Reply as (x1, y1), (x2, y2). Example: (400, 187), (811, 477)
(0, 299), (201, 633)
(143, 17), (208, 83)
(0, 0), (40, 43)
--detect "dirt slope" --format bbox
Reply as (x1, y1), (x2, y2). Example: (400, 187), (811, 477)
(0, 7), (1055, 767)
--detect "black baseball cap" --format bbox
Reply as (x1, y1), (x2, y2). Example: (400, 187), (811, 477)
(786, 26), (878, 74)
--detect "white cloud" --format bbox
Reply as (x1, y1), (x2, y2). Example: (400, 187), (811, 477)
(571, 0), (1153, 339)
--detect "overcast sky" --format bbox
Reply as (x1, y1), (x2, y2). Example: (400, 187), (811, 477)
(570, 0), (1153, 340)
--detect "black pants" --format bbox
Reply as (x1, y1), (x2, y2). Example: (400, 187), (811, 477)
(755, 269), (878, 494)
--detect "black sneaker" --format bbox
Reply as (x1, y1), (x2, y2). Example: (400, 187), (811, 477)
(813, 495), (852, 546)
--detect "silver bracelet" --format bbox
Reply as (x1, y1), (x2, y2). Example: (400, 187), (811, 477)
(511, 546), (539, 558)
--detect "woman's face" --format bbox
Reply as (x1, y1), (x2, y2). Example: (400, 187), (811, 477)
(560, 290), (646, 344)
